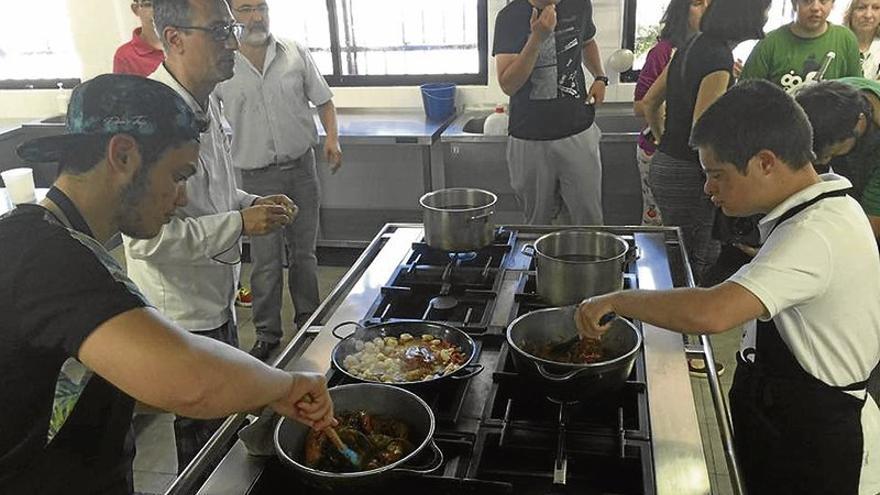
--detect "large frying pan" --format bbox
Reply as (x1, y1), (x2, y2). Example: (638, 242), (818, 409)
(330, 320), (484, 387)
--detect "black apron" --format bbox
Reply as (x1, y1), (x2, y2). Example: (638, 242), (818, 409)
(6, 188), (136, 494)
(729, 189), (870, 495)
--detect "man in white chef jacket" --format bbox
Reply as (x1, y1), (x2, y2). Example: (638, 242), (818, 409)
(577, 80), (880, 494)
(123, 0), (297, 472)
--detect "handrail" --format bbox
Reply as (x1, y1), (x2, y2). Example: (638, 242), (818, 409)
(676, 235), (746, 495)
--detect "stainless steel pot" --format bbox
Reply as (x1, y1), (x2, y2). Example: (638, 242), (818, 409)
(419, 188), (496, 252)
(274, 383), (443, 490)
(330, 320), (483, 387)
(522, 229), (634, 306)
(506, 305), (642, 401)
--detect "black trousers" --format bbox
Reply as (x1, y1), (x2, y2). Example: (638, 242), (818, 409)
(173, 320), (238, 473)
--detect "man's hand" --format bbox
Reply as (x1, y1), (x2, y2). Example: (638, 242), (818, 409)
(530, 5), (557, 41)
(574, 294), (617, 340)
(270, 372), (337, 431)
(241, 197), (297, 236)
(588, 80), (607, 106)
(324, 139), (342, 174)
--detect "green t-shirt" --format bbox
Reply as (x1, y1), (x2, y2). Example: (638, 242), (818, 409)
(741, 23), (862, 92)
(837, 77), (880, 216)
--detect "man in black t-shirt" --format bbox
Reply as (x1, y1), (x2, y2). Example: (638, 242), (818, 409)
(0, 74), (335, 494)
(493, 0), (608, 225)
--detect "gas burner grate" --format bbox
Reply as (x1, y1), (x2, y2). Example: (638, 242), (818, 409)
(483, 344), (650, 440)
(469, 429), (655, 495)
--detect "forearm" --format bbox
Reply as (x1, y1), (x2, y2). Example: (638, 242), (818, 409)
(79, 308), (294, 419)
(582, 39), (605, 78)
(644, 101), (665, 143)
(498, 34), (544, 96)
(173, 333), (293, 418)
(610, 288), (739, 335)
(318, 100), (339, 143)
(124, 213), (243, 266)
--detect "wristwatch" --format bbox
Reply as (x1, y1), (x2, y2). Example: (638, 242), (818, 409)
(594, 75), (609, 86)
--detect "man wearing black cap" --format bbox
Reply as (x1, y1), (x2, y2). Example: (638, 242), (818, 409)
(0, 74), (335, 494)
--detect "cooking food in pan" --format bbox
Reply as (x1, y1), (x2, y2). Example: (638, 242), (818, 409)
(526, 336), (605, 364)
(341, 333), (467, 382)
(304, 411), (414, 472)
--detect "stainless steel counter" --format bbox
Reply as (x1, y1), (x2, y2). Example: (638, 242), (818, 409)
(171, 223), (723, 495)
(315, 107), (456, 146)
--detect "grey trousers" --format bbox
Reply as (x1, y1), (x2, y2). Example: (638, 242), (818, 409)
(649, 151), (719, 286)
(174, 320), (238, 473)
(240, 150), (320, 343)
(506, 124), (604, 225)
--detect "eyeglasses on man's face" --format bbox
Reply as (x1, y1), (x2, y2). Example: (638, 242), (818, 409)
(235, 4), (269, 15)
(173, 22), (244, 42)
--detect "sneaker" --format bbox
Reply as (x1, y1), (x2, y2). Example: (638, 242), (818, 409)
(235, 287), (253, 308)
(688, 358), (725, 378)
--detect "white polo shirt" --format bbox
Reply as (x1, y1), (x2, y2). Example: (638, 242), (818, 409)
(729, 174), (880, 493)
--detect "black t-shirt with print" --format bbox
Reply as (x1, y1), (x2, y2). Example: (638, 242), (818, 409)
(493, 0), (597, 140)
(0, 206), (146, 494)
(659, 33), (734, 163)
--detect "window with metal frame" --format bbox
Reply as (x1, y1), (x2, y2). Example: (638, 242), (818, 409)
(621, 0), (846, 84)
(0, 0), (82, 89)
(274, 0), (488, 87)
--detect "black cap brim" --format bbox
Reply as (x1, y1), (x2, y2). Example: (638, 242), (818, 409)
(16, 134), (93, 163)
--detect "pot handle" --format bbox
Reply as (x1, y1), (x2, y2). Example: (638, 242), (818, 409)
(625, 245), (641, 266)
(468, 210), (495, 223)
(534, 363), (584, 382)
(393, 439), (444, 475)
(331, 321), (364, 339)
(521, 244), (536, 258)
(450, 363), (484, 380)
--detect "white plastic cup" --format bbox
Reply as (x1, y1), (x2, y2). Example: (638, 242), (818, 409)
(1, 168), (37, 205)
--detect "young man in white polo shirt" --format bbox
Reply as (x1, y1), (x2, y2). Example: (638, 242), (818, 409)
(576, 80), (880, 494)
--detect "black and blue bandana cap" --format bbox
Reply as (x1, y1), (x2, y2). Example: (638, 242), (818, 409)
(17, 73), (208, 163)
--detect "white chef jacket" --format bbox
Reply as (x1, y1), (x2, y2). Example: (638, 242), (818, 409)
(123, 63), (259, 332)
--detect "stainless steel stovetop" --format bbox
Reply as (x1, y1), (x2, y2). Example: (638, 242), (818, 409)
(170, 224), (717, 495)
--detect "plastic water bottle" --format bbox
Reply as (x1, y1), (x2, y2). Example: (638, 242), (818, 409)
(483, 104), (509, 135)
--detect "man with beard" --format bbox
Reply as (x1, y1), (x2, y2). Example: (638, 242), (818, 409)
(216, 0), (342, 360)
(123, 0), (299, 471)
(0, 74), (335, 495)
(741, 0), (862, 92)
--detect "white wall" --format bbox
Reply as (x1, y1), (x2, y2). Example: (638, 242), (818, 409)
(0, 0), (635, 119)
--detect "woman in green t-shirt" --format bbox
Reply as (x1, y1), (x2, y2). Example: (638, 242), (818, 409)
(796, 77), (880, 237)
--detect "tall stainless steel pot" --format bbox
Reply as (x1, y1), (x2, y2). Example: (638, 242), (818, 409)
(419, 188), (496, 252)
(506, 306), (642, 401)
(522, 229), (633, 306)
(274, 383), (443, 490)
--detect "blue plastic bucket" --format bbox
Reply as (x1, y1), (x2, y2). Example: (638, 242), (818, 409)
(420, 83), (456, 121)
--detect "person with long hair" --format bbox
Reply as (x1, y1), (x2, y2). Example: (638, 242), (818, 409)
(641, 0), (770, 285)
(845, 0), (880, 78)
(633, 0), (709, 226)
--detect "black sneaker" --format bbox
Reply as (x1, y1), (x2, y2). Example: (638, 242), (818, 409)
(249, 341), (279, 361)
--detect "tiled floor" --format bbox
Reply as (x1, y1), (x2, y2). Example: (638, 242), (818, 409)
(690, 329), (743, 495)
(130, 260), (745, 495)
(131, 262), (350, 495)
